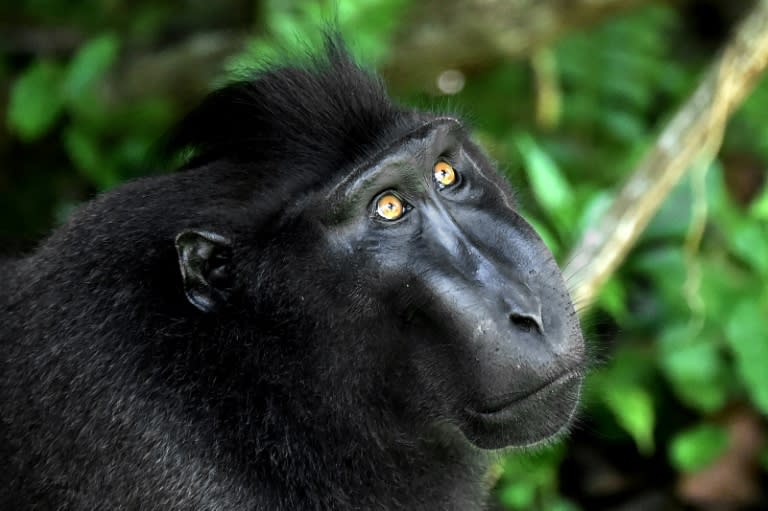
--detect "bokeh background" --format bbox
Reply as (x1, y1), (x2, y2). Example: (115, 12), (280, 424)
(1, 1), (767, 509)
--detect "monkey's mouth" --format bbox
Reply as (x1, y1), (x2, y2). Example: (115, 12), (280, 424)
(464, 369), (582, 419)
(459, 368), (582, 449)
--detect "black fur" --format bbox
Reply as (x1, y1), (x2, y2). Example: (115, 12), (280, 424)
(0, 39), (584, 510)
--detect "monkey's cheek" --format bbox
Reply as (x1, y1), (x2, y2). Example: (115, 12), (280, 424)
(459, 372), (583, 450)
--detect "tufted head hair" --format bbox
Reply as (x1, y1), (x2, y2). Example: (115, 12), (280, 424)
(166, 37), (417, 180)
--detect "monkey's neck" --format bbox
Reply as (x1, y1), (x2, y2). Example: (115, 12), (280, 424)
(246, 422), (490, 510)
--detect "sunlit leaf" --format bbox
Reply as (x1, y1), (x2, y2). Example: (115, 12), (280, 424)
(729, 221), (768, 276)
(725, 301), (768, 415)
(602, 384), (655, 454)
(750, 183), (768, 220)
(669, 423), (728, 472)
(498, 483), (536, 510)
(7, 60), (65, 141)
(699, 257), (756, 320)
(515, 134), (574, 230)
(596, 277), (628, 320)
(63, 33), (119, 102)
(496, 446), (564, 510)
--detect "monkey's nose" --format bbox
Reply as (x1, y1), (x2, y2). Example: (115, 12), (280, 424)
(509, 311), (543, 334)
(505, 299), (543, 335)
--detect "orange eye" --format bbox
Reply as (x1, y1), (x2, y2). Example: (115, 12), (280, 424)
(375, 194), (405, 221)
(433, 161), (457, 187)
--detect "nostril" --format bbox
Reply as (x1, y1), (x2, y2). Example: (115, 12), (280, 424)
(509, 312), (542, 334)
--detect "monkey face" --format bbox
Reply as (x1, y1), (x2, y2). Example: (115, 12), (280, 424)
(297, 118), (586, 449)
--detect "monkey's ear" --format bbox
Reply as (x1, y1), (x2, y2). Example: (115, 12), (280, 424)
(174, 230), (233, 313)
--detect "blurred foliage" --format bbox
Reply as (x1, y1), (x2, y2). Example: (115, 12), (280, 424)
(669, 423), (729, 473)
(229, 0), (409, 71)
(2, 0), (767, 508)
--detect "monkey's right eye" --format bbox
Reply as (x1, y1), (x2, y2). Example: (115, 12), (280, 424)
(375, 193), (406, 221)
(433, 161), (457, 187)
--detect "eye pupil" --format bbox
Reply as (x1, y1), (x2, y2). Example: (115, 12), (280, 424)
(434, 162), (456, 186)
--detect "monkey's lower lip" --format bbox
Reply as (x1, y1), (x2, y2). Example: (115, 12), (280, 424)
(465, 369), (581, 418)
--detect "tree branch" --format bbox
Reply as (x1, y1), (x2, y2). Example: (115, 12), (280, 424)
(564, 0), (768, 310)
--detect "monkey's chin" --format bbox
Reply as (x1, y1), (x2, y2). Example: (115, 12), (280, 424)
(460, 371), (582, 450)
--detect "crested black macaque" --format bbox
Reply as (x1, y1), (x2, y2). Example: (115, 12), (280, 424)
(0, 40), (585, 510)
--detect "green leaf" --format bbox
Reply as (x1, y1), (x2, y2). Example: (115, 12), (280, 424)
(725, 301), (768, 415)
(496, 446), (564, 509)
(7, 60), (65, 141)
(658, 324), (727, 413)
(630, 246), (687, 316)
(515, 134), (574, 229)
(63, 33), (119, 105)
(498, 482), (536, 510)
(750, 183), (768, 220)
(230, 0), (408, 72)
(576, 190), (612, 240)
(602, 384), (655, 454)
(669, 424), (728, 472)
(596, 277), (627, 320)
(602, 109), (645, 142)
(729, 221), (768, 276)
(698, 257), (753, 321)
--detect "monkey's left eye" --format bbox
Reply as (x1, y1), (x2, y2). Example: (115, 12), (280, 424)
(433, 161), (457, 187)
(375, 193), (407, 221)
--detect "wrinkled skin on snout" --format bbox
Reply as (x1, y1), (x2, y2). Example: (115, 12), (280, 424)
(292, 118), (585, 449)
